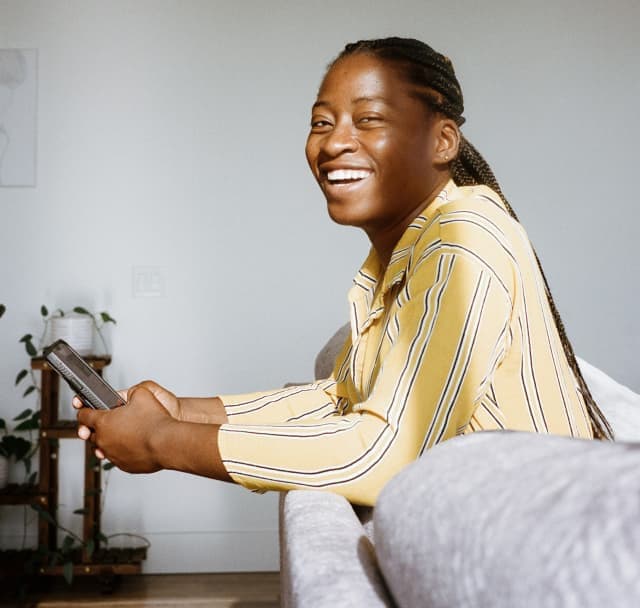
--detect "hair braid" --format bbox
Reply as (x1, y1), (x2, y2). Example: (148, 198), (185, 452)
(333, 37), (613, 440)
(453, 138), (612, 439)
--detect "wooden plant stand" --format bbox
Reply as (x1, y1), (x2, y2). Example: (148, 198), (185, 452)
(0, 355), (146, 584)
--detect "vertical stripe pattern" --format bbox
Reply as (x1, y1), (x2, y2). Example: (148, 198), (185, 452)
(217, 180), (593, 506)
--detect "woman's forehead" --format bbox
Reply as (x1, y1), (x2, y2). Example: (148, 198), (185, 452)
(315, 54), (410, 107)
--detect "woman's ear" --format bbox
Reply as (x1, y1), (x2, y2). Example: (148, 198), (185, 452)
(433, 117), (460, 167)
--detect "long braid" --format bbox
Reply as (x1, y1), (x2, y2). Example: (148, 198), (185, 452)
(453, 138), (613, 440)
(334, 37), (613, 440)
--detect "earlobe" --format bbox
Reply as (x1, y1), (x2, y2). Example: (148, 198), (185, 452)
(434, 118), (460, 166)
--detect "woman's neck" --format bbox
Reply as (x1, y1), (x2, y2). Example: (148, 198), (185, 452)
(367, 175), (450, 269)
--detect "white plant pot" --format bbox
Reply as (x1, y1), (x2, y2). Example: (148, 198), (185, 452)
(50, 314), (94, 356)
(0, 455), (8, 489)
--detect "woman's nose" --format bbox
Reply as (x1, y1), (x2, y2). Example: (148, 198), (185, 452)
(320, 121), (358, 157)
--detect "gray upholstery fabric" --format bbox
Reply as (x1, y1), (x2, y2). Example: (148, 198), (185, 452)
(374, 431), (640, 608)
(314, 323), (351, 381)
(279, 490), (394, 607)
(281, 325), (640, 606)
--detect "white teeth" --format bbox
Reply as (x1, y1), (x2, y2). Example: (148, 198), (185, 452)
(327, 169), (371, 182)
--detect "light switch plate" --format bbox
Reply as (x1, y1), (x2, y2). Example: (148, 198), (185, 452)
(132, 266), (166, 298)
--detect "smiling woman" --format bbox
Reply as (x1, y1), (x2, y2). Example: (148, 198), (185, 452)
(75, 37), (612, 508)
(305, 51), (457, 265)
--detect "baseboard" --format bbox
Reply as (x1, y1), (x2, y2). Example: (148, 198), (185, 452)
(0, 529), (280, 573)
(141, 529), (280, 573)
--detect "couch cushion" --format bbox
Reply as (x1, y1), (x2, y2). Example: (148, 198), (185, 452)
(280, 490), (393, 608)
(374, 431), (640, 608)
(577, 357), (640, 441)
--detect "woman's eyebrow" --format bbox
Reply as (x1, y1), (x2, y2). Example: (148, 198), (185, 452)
(312, 95), (389, 111)
(353, 95), (388, 105)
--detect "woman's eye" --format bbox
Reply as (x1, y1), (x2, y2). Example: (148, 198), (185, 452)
(358, 116), (382, 126)
(310, 119), (331, 130)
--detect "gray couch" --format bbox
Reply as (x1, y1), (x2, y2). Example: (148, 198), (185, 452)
(279, 326), (640, 607)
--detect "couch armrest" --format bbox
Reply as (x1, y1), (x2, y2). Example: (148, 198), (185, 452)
(374, 431), (640, 608)
(279, 490), (394, 608)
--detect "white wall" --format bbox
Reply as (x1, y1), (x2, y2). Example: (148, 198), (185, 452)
(0, 0), (638, 572)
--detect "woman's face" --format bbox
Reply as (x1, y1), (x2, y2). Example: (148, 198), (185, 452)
(305, 53), (445, 235)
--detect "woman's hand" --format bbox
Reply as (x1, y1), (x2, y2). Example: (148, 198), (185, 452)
(119, 380), (184, 420)
(73, 380), (184, 457)
(73, 380), (228, 460)
(75, 385), (232, 482)
(75, 385), (176, 473)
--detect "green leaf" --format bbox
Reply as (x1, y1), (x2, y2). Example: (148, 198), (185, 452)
(73, 306), (91, 316)
(32, 505), (57, 527)
(0, 303), (5, 318)
(63, 560), (74, 585)
(0, 418), (5, 431)
(73, 508), (88, 515)
(20, 334), (38, 356)
(10, 436), (32, 460)
(24, 457), (32, 474)
(85, 538), (95, 558)
(15, 417), (38, 431)
(13, 408), (32, 421)
(40, 305), (49, 317)
(61, 535), (75, 553)
(100, 312), (116, 324)
(22, 385), (36, 398)
(27, 471), (37, 485)
(102, 461), (116, 471)
(98, 532), (109, 545)
(15, 369), (28, 385)
(88, 454), (100, 468)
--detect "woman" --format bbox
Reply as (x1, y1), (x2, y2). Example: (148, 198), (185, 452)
(76, 37), (612, 507)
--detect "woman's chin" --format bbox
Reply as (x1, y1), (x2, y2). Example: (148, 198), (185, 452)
(326, 201), (370, 228)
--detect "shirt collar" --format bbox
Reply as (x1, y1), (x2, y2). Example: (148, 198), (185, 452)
(351, 179), (459, 302)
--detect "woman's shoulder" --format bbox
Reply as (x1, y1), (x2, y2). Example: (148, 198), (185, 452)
(430, 183), (521, 246)
(410, 183), (525, 293)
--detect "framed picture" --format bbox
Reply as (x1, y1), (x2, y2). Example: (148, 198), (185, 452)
(0, 48), (38, 187)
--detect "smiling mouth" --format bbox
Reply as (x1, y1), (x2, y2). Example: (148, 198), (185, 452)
(325, 168), (372, 185)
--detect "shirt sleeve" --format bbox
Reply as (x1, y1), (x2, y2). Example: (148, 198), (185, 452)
(218, 248), (514, 506)
(219, 379), (341, 425)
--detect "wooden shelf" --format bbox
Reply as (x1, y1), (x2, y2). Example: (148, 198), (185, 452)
(41, 420), (78, 439)
(30, 355), (111, 372)
(38, 547), (147, 576)
(0, 353), (148, 582)
(0, 483), (47, 506)
(0, 547), (147, 578)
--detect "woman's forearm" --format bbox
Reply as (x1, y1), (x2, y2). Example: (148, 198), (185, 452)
(151, 418), (232, 482)
(178, 396), (229, 425)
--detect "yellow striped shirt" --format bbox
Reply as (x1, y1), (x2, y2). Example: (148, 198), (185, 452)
(217, 180), (593, 506)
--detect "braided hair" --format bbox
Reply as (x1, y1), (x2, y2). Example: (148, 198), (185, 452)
(331, 37), (613, 440)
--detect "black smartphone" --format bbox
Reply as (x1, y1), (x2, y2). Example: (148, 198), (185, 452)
(43, 339), (125, 410)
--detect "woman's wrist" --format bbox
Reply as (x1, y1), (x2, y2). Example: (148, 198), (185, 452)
(149, 417), (231, 482)
(148, 416), (183, 471)
(175, 396), (228, 425)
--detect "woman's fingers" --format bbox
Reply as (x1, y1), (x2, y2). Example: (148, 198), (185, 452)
(95, 448), (105, 459)
(78, 424), (91, 440)
(72, 396), (84, 410)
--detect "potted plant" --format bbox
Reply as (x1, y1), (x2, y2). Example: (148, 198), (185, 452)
(0, 421), (33, 488)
